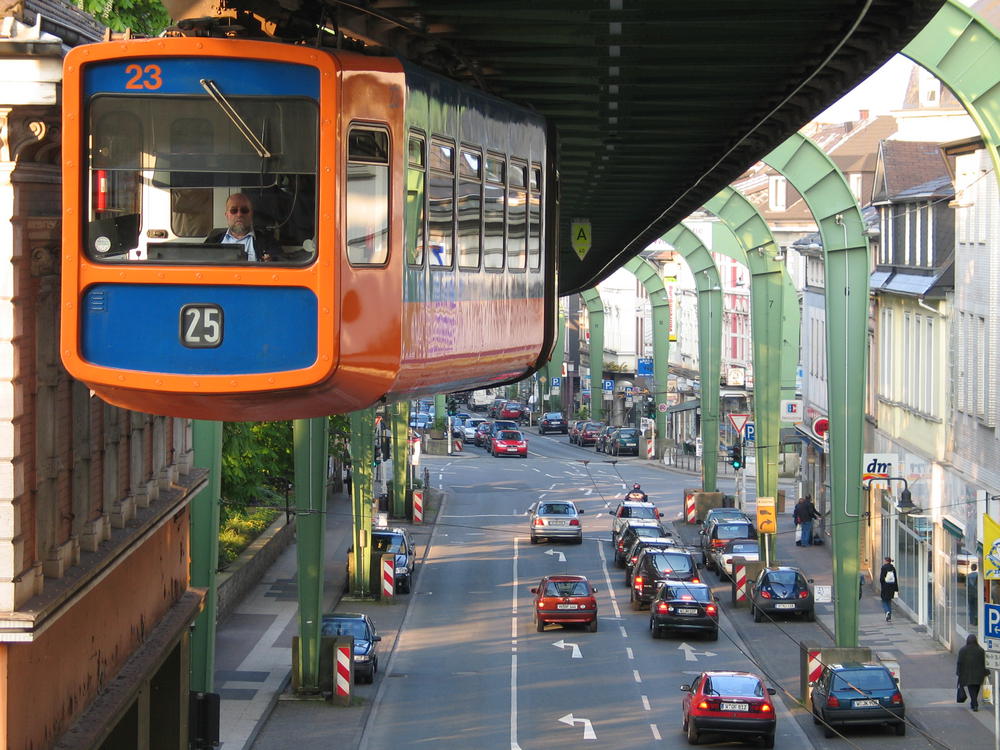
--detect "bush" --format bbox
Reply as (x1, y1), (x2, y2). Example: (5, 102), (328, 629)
(218, 506), (281, 567)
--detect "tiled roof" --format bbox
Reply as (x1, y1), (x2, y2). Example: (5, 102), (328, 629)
(828, 116), (898, 173)
(21, 0), (103, 45)
(878, 140), (950, 199)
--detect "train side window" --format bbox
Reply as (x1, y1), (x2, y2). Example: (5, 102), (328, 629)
(406, 133), (426, 266)
(346, 127), (390, 266)
(428, 140), (455, 268)
(507, 161), (527, 270)
(458, 148), (482, 269)
(483, 155), (505, 270)
(528, 164), (542, 270)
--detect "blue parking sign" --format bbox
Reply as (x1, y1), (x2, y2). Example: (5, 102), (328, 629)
(602, 379), (614, 392)
(744, 422), (755, 443)
(550, 377), (561, 387)
(985, 603), (1000, 640)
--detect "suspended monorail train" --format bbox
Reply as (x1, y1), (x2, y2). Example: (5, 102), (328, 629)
(61, 38), (558, 420)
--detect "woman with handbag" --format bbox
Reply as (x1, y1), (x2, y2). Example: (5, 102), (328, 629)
(957, 634), (988, 711)
(879, 556), (899, 622)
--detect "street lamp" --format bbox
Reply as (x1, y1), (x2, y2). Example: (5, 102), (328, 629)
(862, 476), (920, 515)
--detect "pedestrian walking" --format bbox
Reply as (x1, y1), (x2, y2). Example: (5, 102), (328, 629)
(967, 563), (979, 626)
(879, 556), (899, 622)
(794, 495), (820, 546)
(957, 634), (989, 711)
(793, 497), (805, 545)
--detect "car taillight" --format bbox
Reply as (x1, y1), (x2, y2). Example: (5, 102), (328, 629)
(630, 556), (638, 565)
(705, 604), (717, 615)
(759, 703), (772, 713)
(533, 518), (544, 527)
(724, 558), (732, 565)
(569, 519), (580, 526)
(656, 602), (669, 613)
(799, 590), (809, 599)
(617, 539), (625, 550)
(759, 590), (771, 599)
(826, 695), (840, 708)
(633, 576), (643, 589)
(691, 577), (700, 584)
(711, 539), (726, 548)
(890, 691), (903, 705)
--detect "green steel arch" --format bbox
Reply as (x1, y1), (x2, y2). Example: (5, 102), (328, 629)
(662, 224), (723, 492)
(624, 256), (671, 446)
(580, 289), (606, 424)
(904, 0), (1000, 189)
(704, 189), (786, 569)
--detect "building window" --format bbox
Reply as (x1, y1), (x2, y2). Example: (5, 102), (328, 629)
(768, 175), (787, 211)
(849, 173), (863, 200)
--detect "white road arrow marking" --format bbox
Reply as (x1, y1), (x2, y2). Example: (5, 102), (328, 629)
(678, 642), (718, 662)
(552, 639), (582, 658)
(558, 713), (596, 740)
(545, 549), (566, 562)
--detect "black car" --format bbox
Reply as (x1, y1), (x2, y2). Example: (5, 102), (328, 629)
(594, 425), (617, 453)
(320, 612), (382, 683)
(624, 536), (682, 585)
(629, 547), (699, 609)
(750, 566), (814, 622)
(615, 521), (668, 565)
(371, 528), (416, 593)
(649, 581), (718, 640)
(810, 663), (905, 737)
(538, 412), (568, 434)
(609, 427), (640, 456)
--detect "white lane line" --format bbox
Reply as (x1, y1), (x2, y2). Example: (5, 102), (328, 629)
(596, 538), (621, 620)
(511, 536), (521, 750)
(626, 648), (634, 660)
(633, 670), (642, 683)
(650, 724), (661, 740)
(619, 625), (628, 638)
(611, 598), (621, 618)
(641, 695), (651, 711)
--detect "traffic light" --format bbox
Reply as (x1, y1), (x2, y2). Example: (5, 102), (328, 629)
(730, 439), (744, 470)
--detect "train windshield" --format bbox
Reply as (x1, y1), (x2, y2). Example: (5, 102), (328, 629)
(86, 94), (318, 265)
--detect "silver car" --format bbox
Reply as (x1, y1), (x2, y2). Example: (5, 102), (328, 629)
(529, 500), (585, 544)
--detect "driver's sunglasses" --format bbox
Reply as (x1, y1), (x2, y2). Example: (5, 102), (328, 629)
(228, 207), (251, 214)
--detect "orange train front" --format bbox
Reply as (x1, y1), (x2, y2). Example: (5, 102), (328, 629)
(61, 37), (558, 420)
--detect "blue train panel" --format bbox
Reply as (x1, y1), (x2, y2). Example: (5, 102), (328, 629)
(84, 58), (319, 98)
(81, 284), (318, 374)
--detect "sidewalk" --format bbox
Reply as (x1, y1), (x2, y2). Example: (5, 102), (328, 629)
(212, 486), (439, 749)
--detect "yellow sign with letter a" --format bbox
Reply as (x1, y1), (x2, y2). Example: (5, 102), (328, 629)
(571, 218), (592, 260)
(756, 496), (777, 534)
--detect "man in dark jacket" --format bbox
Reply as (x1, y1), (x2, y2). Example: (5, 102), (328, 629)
(879, 556), (899, 622)
(794, 495), (820, 546)
(957, 634), (989, 711)
(205, 193), (279, 261)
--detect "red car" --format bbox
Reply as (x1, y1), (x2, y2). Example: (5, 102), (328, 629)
(500, 401), (525, 420)
(490, 429), (528, 458)
(530, 575), (598, 632)
(681, 670), (777, 748)
(578, 421), (604, 446)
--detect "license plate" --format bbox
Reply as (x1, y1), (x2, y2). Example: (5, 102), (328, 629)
(547, 520), (568, 526)
(557, 604), (578, 610)
(677, 607), (698, 615)
(774, 603), (796, 609)
(721, 702), (749, 712)
(853, 699), (879, 708)
(507, 447), (519, 452)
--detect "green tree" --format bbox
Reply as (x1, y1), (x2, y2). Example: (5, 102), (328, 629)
(82, 0), (170, 36)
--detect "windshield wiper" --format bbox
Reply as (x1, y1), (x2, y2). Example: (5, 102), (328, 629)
(200, 78), (272, 159)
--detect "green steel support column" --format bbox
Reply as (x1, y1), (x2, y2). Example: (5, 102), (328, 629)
(546, 312), (566, 413)
(434, 393), (446, 422)
(904, 0), (1000, 191)
(781, 274), (801, 402)
(765, 133), (870, 647)
(293, 416), (328, 692)
(391, 401), (409, 518)
(189, 420), (222, 693)
(350, 408), (375, 597)
(706, 190), (784, 569)
(662, 225), (723, 491)
(580, 290), (605, 423)
(624, 256), (670, 445)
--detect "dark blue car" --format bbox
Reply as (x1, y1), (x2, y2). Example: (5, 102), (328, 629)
(321, 612), (382, 684)
(809, 663), (905, 737)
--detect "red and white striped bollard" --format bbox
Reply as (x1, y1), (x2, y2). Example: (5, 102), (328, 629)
(381, 554), (395, 600)
(412, 489), (424, 524)
(335, 643), (351, 701)
(734, 563), (748, 602)
(685, 492), (697, 524)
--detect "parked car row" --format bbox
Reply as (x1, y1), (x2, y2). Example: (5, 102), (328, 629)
(564, 420), (642, 456)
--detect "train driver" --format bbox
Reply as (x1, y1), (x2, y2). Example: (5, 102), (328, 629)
(205, 193), (279, 262)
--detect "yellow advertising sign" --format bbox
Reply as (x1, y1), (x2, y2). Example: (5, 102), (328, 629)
(984, 514), (1000, 579)
(571, 219), (592, 260)
(756, 496), (776, 534)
